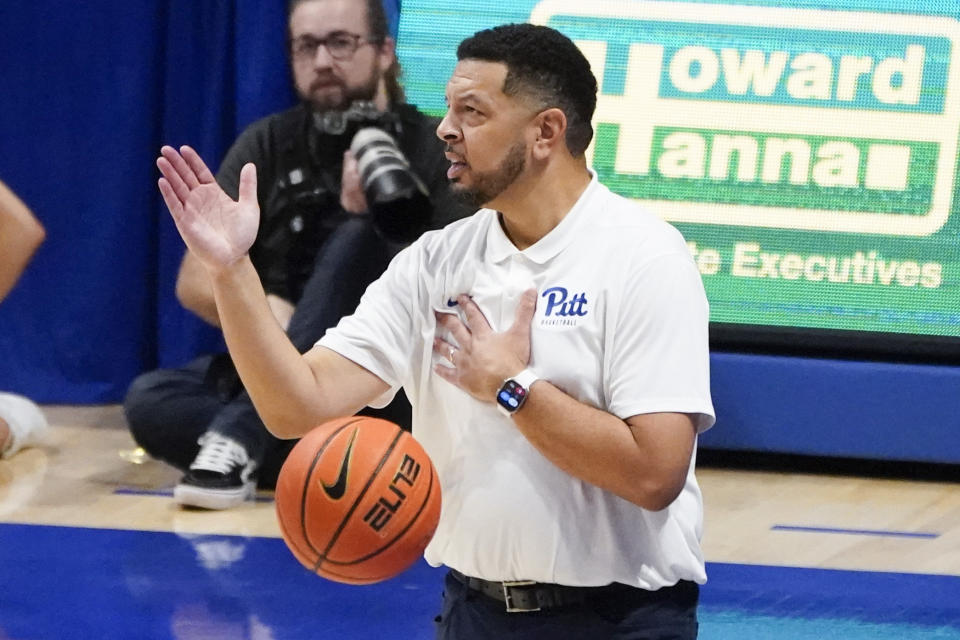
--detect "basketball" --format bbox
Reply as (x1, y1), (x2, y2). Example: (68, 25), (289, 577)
(274, 416), (442, 584)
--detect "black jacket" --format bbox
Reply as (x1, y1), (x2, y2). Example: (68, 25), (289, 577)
(215, 102), (466, 302)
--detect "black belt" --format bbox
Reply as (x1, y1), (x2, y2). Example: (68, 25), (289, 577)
(449, 569), (694, 614)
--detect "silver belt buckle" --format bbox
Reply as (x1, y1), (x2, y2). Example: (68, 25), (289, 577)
(502, 580), (540, 613)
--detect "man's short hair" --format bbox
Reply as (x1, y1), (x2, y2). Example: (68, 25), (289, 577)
(457, 23), (598, 156)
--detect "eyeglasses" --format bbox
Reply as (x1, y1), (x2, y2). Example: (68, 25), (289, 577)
(290, 31), (377, 61)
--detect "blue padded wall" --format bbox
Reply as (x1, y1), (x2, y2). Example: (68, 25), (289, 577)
(703, 353), (960, 464)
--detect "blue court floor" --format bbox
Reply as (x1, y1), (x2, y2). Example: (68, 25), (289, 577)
(1, 523), (958, 639)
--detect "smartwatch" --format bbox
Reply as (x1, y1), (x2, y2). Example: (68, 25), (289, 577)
(496, 368), (540, 417)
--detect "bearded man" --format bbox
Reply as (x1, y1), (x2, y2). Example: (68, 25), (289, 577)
(124, 0), (467, 510)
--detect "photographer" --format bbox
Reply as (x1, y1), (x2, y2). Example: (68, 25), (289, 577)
(123, 0), (468, 510)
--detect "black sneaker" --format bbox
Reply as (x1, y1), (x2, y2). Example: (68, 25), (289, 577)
(173, 432), (257, 510)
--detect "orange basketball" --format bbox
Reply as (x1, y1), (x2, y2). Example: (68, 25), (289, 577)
(275, 416), (442, 584)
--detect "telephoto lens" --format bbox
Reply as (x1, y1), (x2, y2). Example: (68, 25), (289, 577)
(351, 127), (431, 243)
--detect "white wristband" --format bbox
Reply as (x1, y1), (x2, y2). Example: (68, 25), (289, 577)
(495, 368), (541, 416)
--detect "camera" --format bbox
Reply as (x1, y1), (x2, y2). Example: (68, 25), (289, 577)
(311, 101), (431, 243)
(313, 100), (399, 138)
(350, 126), (431, 244)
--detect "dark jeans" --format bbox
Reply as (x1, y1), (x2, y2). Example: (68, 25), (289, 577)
(434, 571), (699, 640)
(124, 216), (411, 488)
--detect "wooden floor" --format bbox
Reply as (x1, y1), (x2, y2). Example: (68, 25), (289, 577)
(2, 404), (959, 577)
(0, 405), (278, 539)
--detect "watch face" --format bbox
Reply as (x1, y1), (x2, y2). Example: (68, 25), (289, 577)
(497, 380), (527, 413)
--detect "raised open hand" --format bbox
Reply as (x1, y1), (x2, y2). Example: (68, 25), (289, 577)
(157, 145), (259, 271)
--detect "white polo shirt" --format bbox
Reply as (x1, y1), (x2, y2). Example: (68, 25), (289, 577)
(318, 174), (715, 589)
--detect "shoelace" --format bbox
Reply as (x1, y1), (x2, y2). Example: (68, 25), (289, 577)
(190, 433), (249, 474)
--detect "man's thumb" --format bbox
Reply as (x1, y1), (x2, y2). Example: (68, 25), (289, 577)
(238, 163), (257, 204)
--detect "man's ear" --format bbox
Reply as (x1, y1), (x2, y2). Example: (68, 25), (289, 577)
(373, 37), (397, 109)
(377, 36), (397, 72)
(531, 108), (568, 160)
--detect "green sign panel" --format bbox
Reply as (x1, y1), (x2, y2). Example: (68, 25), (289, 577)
(397, 0), (960, 342)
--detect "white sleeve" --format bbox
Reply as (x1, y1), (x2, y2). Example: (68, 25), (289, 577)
(604, 250), (715, 432)
(317, 244), (423, 408)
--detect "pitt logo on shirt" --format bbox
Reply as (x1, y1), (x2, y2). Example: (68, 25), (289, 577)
(538, 286), (589, 329)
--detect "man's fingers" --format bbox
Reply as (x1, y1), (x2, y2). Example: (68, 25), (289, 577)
(435, 310), (472, 349)
(238, 163), (258, 206)
(161, 178), (205, 254)
(433, 337), (458, 363)
(509, 289), (538, 338)
(433, 363), (458, 386)
(180, 145), (217, 185)
(343, 149), (358, 171)
(157, 156), (191, 205)
(160, 145), (202, 189)
(458, 295), (491, 337)
(157, 178), (184, 219)
(340, 151), (368, 214)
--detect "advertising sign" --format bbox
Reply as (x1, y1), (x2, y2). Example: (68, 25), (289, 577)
(397, 0), (960, 357)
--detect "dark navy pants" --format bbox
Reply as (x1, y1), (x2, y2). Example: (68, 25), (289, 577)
(123, 217), (411, 487)
(434, 571), (699, 640)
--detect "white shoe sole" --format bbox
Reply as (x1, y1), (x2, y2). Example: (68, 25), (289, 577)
(173, 482), (255, 510)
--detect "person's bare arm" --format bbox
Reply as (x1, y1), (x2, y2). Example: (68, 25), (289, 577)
(208, 254), (388, 437)
(175, 250), (220, 326)
(511, 385), (696, 511)
(158, 145), (387, 437)
(0, 180), (46, 302)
